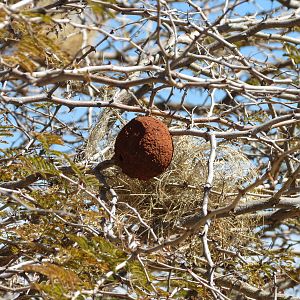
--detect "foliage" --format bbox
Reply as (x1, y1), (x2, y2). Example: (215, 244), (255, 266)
(0, 0), (300, 299)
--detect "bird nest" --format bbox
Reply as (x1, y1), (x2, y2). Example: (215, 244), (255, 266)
(103, 134), (258, 253)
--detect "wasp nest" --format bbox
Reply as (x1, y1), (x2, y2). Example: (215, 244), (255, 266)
(114, 116), (173, 180)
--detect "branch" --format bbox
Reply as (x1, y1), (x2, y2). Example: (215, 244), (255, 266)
(200, 133), (218, 296)
(194, 266), (300, 300)
(0, 160), (115, 190)
(276, 0), (300, 8)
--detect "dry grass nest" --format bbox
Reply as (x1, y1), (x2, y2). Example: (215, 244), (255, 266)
(102, 135), (259, 252)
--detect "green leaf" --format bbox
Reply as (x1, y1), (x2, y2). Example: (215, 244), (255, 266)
(284, 43), (300, 64)
(20, 156), (60, 177)
(33, 283), (68, 300)
(24, 263), (82, 289)
(87, 0), (116, 18)
(33, 132), (64, 151)
(0, 126), (14, 140)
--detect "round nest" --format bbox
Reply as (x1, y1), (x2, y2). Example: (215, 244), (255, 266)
(114, 116), (173, 180)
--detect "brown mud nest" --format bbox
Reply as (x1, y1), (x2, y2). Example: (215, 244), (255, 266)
(114, 116), (173, 180)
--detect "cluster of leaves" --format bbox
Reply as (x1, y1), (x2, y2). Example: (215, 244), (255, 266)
(1, 17), (70, 72)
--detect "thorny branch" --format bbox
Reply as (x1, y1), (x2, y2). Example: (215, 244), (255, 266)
(200, 133), (218, 298)
(0, 0), (300, 299)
